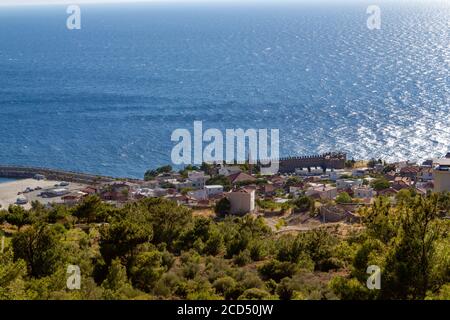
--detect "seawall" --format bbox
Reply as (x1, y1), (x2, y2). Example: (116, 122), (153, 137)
(0, 165), (116, 185)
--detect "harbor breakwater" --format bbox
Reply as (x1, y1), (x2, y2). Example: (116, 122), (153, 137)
(0, 165), (119, 185)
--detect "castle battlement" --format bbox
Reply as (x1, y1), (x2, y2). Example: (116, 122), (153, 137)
(259, 152), (346, 173)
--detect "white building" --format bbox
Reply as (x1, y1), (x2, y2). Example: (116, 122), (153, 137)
(134, 187), (168, 198)
(336, 179), (363, 190)
(189, 185), (224, 201)
(352, 168), (369, 177)
(188, 171), (208, 189)
(295, 168), (309, 176)
(353, 186), (374, 199)
(172, 180), (194, 190)
(227, 188), (255, 215)
(328, 169), (343, 181)
(305, 185), (337, 200)
(188, 189), (207, 201)
(310, 167), (324, 175)
(205, 185), (223, 197)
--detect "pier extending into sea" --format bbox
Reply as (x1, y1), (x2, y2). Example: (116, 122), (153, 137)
(0, 165), (116, 185)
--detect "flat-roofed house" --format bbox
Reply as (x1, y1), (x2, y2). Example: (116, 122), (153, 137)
(329, 169), (346, 181)
(205, 185), (224, 197)
(418, 167), (433, 182)
(433, 158), (450, 192)
(227, 187), (255, 215)
(305, 184), (337, 200)
(353, 186), (374, 199)
(289, 183), (305, 197)
(352, 168), (369, 177)
(188, 171), (208, 189)
(310, 167), (324, 175)
(295, 167), (309, 176)
(337, 179), (362, 190)
(172, 180), (193, 190)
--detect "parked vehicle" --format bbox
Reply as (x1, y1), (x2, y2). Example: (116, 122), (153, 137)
(16, 197), (28, 205)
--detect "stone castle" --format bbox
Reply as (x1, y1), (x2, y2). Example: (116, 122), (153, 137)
(261, 152), (347, 174)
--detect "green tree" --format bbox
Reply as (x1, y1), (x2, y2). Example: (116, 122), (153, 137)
(12, 224), (64, 278)
(0, 247), (28, 299)
(6, 205), (33, 230)
(293, 196), (315, 213)
(329, 276), (371, 300)
(204, 228), (225, 256)
(381, 194), (445, 299)
(238, 288), (272, 300)
(72, 195), (110, 223)
(276, 277), (294, 300)
(206, 175), (231, 191)
(215, 198), (231, 217)
(102, 259), (137, 300)
(129, 250), (166, 292)
(144, 165), (172, 181)
(344, 193), (449, 300)
(212, 276), (237, 298)
(258, 259), (298, 282)
(371, 178), (390, 191)
(138, 198), (192, 248)
(200, 162), (214, 176)
(361, 197), (396, 244)
(99, 209), (153, 267)
(336, 192), (352, 204)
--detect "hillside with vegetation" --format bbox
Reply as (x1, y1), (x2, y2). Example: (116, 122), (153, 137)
(0, 191), (449, 300)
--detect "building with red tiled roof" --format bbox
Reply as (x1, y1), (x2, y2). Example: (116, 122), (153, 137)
(227, 172), (256, 184)
(81, 186), (98, 195)
(399, 166), (420, 180)
(392, 177), (412, 190)
(377, 188), (399, 197)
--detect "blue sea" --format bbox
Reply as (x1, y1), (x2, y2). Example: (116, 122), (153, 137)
(0, 1), (448, 178)
(0, 178), (15, 184)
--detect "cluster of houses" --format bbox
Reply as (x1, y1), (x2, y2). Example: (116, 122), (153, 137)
(58, 168), (257, 215)
(57, 153), (450, 220)
(289, 155), (449, 201)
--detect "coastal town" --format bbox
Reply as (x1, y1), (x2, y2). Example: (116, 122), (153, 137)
(1, 151), (449, 233)
(1, 152), (449, 301)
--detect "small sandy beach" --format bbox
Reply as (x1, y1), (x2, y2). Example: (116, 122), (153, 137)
(0, 179), (64, 210)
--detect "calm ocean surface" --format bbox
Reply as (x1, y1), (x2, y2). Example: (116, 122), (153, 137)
(0, 178), (15, 184)
(0, 1), (448, 178)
